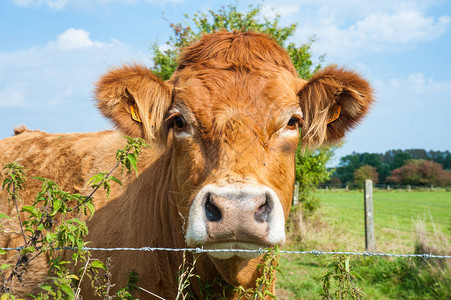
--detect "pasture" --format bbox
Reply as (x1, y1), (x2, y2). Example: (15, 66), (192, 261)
(277, 190), (451, 299)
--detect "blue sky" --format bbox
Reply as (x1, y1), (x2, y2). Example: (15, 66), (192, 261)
(1, 0), (450, 165)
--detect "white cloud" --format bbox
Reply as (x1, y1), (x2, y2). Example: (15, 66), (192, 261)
(333, 72), (451, 157)
(301, 9), (449, 59)
(0, 28), (147, 108)
(260, 0), (450, 60)
(0, 28), (150, 138)
(0, 83), (27, 107)
(384, 72), (451, 97)
(46, 28), (107, 51)
(13, 0), (68, 10)
(261, 4), (301, 19)
(353, 11), (450, 44)
(13, 0), (183, 10)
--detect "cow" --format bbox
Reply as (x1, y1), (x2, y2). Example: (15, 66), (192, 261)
(0, 30), (373, 299)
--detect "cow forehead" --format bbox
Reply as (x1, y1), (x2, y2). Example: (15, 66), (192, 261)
(171, 68), (304, 126)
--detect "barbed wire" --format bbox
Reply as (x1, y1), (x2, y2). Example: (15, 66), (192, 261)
(1, 246), (450, 259)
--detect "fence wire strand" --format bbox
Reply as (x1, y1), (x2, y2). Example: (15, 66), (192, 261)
(2, 246), (450, 259)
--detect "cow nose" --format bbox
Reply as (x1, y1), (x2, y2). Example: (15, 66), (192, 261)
(202, 189), (275, 243)
(204, 192), (272, 223)
(255, 196), (272, 223)
(185, 185), (286, 252)
(205, 193), (222, 222)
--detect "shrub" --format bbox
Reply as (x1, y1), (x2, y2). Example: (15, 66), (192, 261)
(295, 146), (335, 216)
(353, 165), (379, 187)
(387, 159), (451, 187)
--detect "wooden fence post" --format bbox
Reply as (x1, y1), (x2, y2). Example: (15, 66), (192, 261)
(293, 181), (299, 206)
(364, 179), (375, 252)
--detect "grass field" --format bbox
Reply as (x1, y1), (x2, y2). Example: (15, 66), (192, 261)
(276, 190), (451, 299)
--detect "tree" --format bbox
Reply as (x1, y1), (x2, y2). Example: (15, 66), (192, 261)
(392, 151), (412, 170)
(334, 149), (451, 185)
(353, 165), (379, 187)
(334, 152), (383, 184)
(151, 3), (323, 80)
(151, 2), (334, 216)
(386, 160), (451, 187)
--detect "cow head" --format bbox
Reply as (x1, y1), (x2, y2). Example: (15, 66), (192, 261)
(96, 31), (373, 287)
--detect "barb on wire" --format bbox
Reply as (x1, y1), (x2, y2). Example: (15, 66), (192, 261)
(1, 246), (450, 259)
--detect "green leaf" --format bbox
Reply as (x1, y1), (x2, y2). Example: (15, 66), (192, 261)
(1, 264), (12, 270)
(52, 199), (62, 215)
(90, 260), (107, 271)
(68, 218), (84, 225)
(60, 284), (75, 298)
(46, 232), (57, 243)
(110, 176), (122, 186)
(21, 245), (36, 254)
(39, 283), (53, 292)
(68, 234), (75, 245)
(66, 274), (79, 280)
(0, 249), (6, 255)
(1, 294), (14, 300)
(21, 205), (40, 218)
(345, 256), (350, 273)
(88, 173), (106, 187)
(86, 202), (95, 217)
(0, 213), (11, 220)
(126, 154), (138, 176)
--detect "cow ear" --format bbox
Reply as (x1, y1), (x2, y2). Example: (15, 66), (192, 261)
(96, 64), (172, 142)
(298, 65), (374, 148)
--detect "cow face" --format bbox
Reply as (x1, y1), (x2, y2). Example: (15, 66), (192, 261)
(167, 67), (303, 256)
(96, 31), (373, 287)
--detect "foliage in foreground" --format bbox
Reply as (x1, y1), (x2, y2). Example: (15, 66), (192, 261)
(1, 137), (286, 299)
(0, 137), (149, 299)
(295, 146), (335, 216)
(354, 257), (450, 299)
(277, 253), (450, 300)
(320, 255), (365, 300)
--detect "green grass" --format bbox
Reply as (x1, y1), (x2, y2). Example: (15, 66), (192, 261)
(276, 190), (451, 299)
(319, 190), (450, 253)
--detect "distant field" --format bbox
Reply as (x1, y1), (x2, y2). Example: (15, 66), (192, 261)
(318, 189), (450, 253)
(276, 190), (451, 299)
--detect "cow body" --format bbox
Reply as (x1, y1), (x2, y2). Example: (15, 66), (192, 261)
(0, 31), (373, 298)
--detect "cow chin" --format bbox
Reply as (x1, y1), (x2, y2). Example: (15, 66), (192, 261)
(203, 241), (266, 260)
(185, 184), (286, 258)
(208, 254), (268, 289)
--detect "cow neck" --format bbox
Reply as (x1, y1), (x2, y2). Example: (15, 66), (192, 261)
(124, 146), (184, 249)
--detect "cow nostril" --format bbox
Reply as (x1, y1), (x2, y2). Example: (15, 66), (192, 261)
(205, 194), (222, 222)
(254, 195), (272, 223)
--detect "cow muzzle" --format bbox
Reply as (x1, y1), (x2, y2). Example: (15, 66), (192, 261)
(185, 184), (286, 259)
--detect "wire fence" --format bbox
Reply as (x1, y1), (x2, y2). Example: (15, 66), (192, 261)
(2, 186), (449, 260)
(318, 183), (451, 191)
(1, 246), (450, 259)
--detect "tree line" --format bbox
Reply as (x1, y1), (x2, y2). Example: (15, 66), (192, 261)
(331, 149), (451, 187)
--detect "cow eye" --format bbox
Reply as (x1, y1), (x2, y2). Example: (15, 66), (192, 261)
(167, 113), (187, 133)
(285, 115), (304, 131)
(174, 115), (186, 129)
(286, 116), (299, 130)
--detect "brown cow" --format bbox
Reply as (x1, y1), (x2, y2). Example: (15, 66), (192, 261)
(0, 31), (373, 299)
